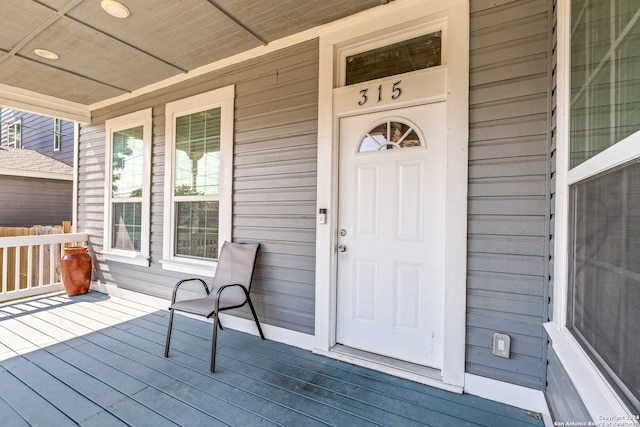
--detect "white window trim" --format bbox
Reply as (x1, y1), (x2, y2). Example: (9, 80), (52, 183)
(161, 85), (234, 275)
(336, 21), (448, 89)
(53, 118), (61, 151)
(103, 108), (152, 267)
(7, 118), (21, 148)
(546, 0), (640, 421)
(314, 0), (469, 390)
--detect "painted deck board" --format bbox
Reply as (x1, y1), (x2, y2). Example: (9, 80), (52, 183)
(0, 292), (545, 426)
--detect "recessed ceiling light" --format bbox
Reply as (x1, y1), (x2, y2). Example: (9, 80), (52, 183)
(34, 49), (59, 60)
(101, 0), (130, 19)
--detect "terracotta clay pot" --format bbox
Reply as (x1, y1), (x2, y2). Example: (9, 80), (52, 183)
(61, 246), (92, 296)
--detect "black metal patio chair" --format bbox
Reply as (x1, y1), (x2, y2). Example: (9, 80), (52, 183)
(164, 241), (265, 372)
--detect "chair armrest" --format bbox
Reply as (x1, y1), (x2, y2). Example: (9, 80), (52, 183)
(171, 278), (209, 304)
(214, 283), (249, 310)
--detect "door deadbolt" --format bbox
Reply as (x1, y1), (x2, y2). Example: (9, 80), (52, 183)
(339, 229), (347, 236)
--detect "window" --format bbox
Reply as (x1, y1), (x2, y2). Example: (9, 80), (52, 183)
(559, 0), (640, 414)
(7, 120), (21, 148)
(53, 118), (61, 151)
(345, 31), (442, 86)
(103, 109), (152, 266)
(569, 2), (640, 167)
(162, 86), (234, 275)
(568, 162), (640, 411)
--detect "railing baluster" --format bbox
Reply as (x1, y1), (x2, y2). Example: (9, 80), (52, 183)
(15, 244), (21, 292)
(1, 248), (6, 294)
(39, 244), (45, 287)
(50, 243), (56, 285)
(27, 244), (33, 289)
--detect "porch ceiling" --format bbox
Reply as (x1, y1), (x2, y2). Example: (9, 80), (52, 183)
(0, 0), (388, 112)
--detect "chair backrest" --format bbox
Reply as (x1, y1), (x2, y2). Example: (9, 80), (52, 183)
(211, 241), (260, 292)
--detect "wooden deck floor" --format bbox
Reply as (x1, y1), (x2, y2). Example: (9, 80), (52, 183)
(0, 292), (544, 427)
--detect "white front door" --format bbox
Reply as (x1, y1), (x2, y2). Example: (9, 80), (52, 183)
(336, 102), (446, 368)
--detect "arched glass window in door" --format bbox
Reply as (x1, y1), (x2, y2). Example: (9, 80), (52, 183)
(358, 120), (422, 152)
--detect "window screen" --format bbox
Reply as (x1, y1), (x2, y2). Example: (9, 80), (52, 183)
(568, 160), (640, 411)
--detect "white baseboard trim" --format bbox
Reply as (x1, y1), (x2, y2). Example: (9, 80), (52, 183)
(464, 373), (552, 426)
(91, 282), (315, 351)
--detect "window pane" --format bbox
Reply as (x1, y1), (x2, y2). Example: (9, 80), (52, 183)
(569, 161), (640, 410)
(112, 202), (142, 251)
(175, 201), (219, 259)
(53, 119), (61, 151)
(8, 122), (21, 147)
(174, 108), (221, 196)
(570, 2), (640, 167)
(359, 121), (422, 152)
(615, 14), (640, 143)
(346, 32), (441, 86)
(112, 126), (144, 198)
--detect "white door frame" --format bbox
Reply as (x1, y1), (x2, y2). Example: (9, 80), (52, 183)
(314, 0), (469, 389)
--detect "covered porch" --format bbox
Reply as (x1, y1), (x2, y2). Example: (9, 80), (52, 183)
(0, 291), (544, 426)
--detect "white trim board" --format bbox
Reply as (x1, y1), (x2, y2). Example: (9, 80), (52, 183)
(545, 323), (639, 425)
(464, 374), (552, 427)
(90, 282), (315, 351)
(103, 108), (153, 267)
(0, 83), (90, 124)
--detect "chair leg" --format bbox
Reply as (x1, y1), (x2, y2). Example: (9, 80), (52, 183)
(247, 297), (265, 340)
(210, 314), (219, 373)
(164, 309), (175, 358)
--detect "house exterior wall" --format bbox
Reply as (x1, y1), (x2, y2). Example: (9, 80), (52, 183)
(466, 0), (551, 390)
(80, 40), (319, 334)
(0, 108), (74, 165)
(0, 175), (72, 227)
(74, 0), (560, 403)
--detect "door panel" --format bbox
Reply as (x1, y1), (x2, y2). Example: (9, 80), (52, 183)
(336, 102), (446, 368)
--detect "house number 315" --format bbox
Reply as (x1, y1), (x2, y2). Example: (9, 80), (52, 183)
(358, 80), (402, 106)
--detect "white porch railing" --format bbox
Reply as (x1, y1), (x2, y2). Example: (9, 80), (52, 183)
(0, 233), (89, 303)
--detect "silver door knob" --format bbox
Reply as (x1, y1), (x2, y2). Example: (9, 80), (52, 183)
(337, 244), (347, 252)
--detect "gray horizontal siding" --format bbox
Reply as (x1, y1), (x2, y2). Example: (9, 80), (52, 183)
(80, 40), (319, 335)
(467, 0), (551, 390)
(546, 344), (592, 423)
(0, 175), (72, 227)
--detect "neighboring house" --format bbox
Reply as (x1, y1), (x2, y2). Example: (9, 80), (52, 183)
(0, 108), (74, 227)
(0, 146), (72, 227)
(0, 0), (638, 424)
(0, 108), (75, 166)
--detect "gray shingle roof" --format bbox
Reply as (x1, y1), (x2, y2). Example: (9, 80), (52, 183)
(0, 146), (72, 177)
